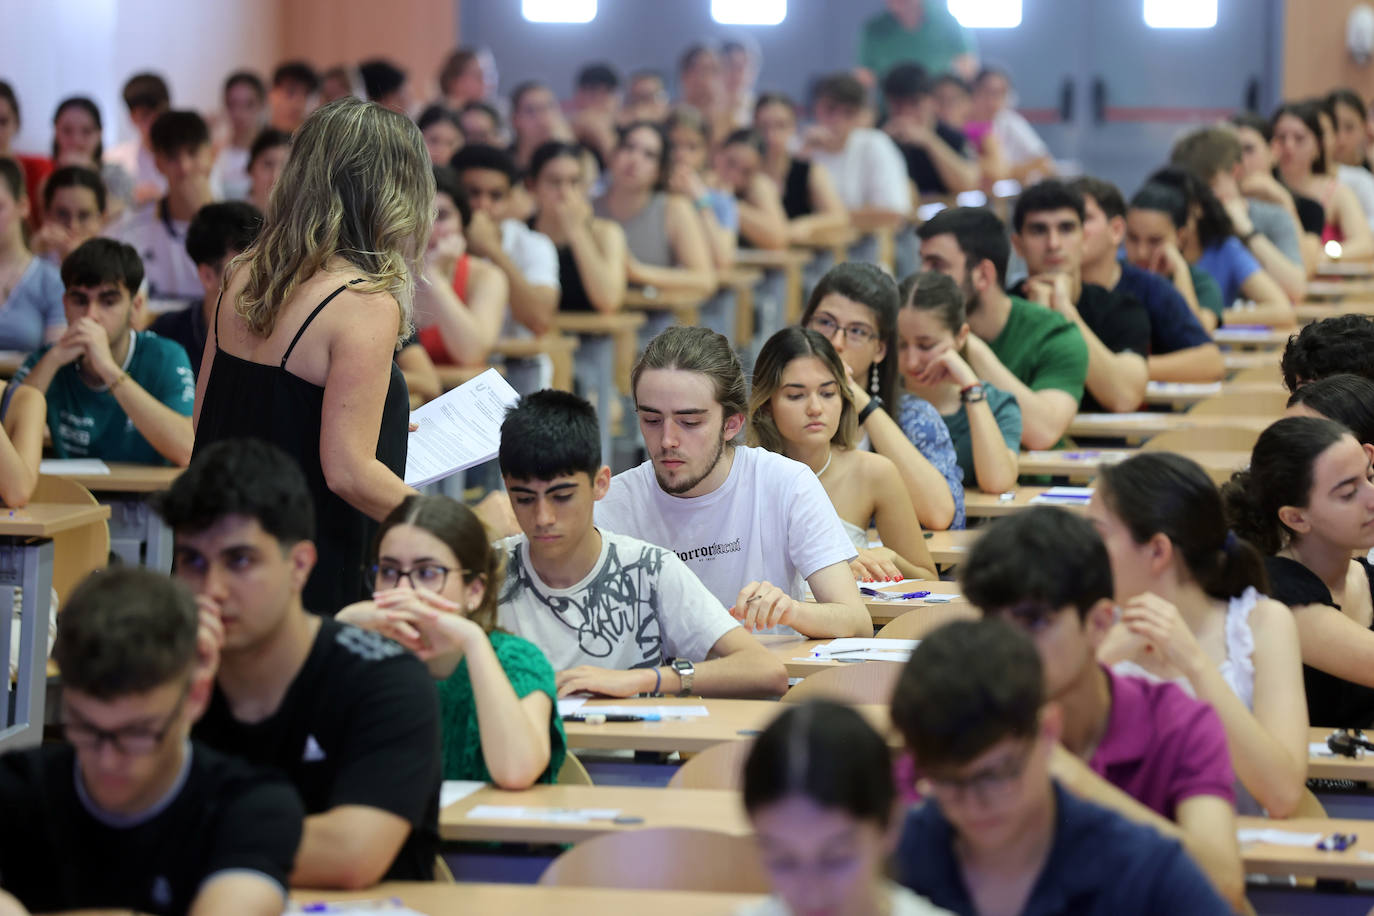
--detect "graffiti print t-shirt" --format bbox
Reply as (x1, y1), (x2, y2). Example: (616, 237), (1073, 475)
(494, 531), (739, 670)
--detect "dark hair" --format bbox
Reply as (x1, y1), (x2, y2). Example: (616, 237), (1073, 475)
(451, 143), (518, 185)
(460, 100), (502, 130)
(0, 81), (18, 125)
(417, 104), (461, 136)
(891, 619), (1044, 770)
(61, 238), (144, 296)
(1147, 165), (1235, 249)
(358, 59), (406, 102)
(1287, 374), (1374, 445)
(722, 128), (765, 156)
(900, 270), (965, 334)
(186, 201), (263, 268)
(801, 262), (900, 408)
(54, 567), (199, 700)
(812, 73), (867, 111)
(148, 110), (209, 156)
(1099, 453), (1269, 600)
(439, 48), (479, 97)
(1270, 101), (1327, 174)
(1329, 88), (1368, 123)
(511, 80), (551, 115)
(122, 72), (169, 113)
(0, 157), (22, 203)
(51, 96), (104, 162)
(433, 165), (472, 228)
(373, 495), (502, 633)
(43, 165), (106, 214)
(881, 63), (929, 103)
(1068, 176), (1126, 221)
(754, 91), (797, 119)
(499, 389), (602, 481)
(747, 327), (859, 453)
(272, 61), (319, 93)
(224, 70), (266, 101)
(678, 43), (715, 77)
(960, 506), (1113, 621)
(1012, 178), (1085, 233)
(1221, 416), (1352, 555)
(972, 66), (1011, 90)
(1230, 110), (1272, 142)
(742, 700), (896, 826)
(917, 206), (1011, 286)
(529, 140), (583, 182)
(931, 73), (972, 95)
(246, 127), (290, 171)
(155, 438), (315, 547)
(576, 62), (621, 93)
(615, 120), (671, 191)
(1129, 181), (1189, 231)
(633, 325), (748, 425)
(1281, 315), (1374, 391)
(1170, 127), (1243, 182)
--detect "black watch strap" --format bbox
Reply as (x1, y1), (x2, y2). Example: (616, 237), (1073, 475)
(857, 396), (884, 425)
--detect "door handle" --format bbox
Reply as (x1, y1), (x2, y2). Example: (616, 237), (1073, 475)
(1059, 77), (1075, 123)
(1091, 77), (1107, 125)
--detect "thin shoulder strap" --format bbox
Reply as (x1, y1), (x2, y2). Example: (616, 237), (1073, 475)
(279, 279), (366, 370)
(212, 285), (225, 348)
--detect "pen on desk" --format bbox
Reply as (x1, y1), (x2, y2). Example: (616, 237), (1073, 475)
(299, 899), (404, 913)
(562, 712), (662, 723)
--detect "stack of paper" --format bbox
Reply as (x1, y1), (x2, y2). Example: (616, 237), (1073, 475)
(39, 458), (110, 475)
(1146, 381), (1222, 397)
(467, 805), (622, 823)
(810, 638), (918, 663)
(1237, 828), (1324, 847)
(1029, 486), (1094, 506)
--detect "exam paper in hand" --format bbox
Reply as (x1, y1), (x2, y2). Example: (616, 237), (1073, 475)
(404, 368), (520, 487)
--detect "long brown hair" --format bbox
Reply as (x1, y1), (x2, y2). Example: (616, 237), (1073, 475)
(747, 327), (858, 454)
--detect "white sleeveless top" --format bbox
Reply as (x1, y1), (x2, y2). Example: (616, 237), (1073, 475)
(840, 518), (871, 552)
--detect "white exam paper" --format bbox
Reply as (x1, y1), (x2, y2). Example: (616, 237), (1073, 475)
(557, 697), (589, 716)
(813, 638), (919, 662)
(466, 805), (622, 823)
(573, 705), (710, 719)
(439, 780), (486, 808)
(1030, 486), (1094, 506)
(1237, 828), (1324, 847)
(39, 458), (110, 475)
(404, 368), (520, 487)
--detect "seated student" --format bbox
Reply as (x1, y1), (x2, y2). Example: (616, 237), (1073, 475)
(1272, 100), (1374, 259)
(510, 81), (571, 176)
(881, 64), (980, 197)
(1230, 110), (1323, 272)
(109, 110), (216, 310)
(1009, 179), (1150, 414)
(106, 73), (169, 207)
(1124, 182), (1230, 332)
(0, 158), (64, 351)
(14, 239), (193, 465)
(1222, 416), (1374, 728)
(891, 619), (1232, 915)
(595, 325), (870, 639)
(159, 438), (442, 887)
(1287, 373), (1374, 443)
(0, 374), (41, 507)
(713, 128), (790, 251)
(1280, 313), (1374, 391)
(267, 61), (317, 133)
(438, 48), (488, 113)
(677, 43), (733, 144)
(932, 72), (1009, 187)
(0, 567), (303, 916)
(896, 271), (1020, 494)
(413, 165), (506, 366)
(752, 92), (850, 245)
(1070, 176), (1223, 383)
(918, 206), (1087, 448)
(1092, 453), (1309, 817)
(801, 262), (964, 530)
(623, 70), (671, 125)
(959, 507), (1243, 907)
(318, 66), (357, 105)
(803, 73), (910, 231)
(527, 140), (627, 314)
(33, 165), (106, 265)
(459, 100), (504, 149)
(337, 495), (566, 787)
(244, 127), (289, 214)
(1170, 126), (1307, 300)
(666, 107), (737, 271)
(968, 66), (1057, 185)
(748, 327), (938, 581)
(50, 96), (135, 221)
(496, 389), (788, 699)
(595, 121), (716, 299)
(742, 700), (954, 916)
(149, 201), (262, 379)
(1327, 88), (1373, 171)
(1148, 166), (1296, 327)
(211, 71), (266, 203)
(358, 59), (409, 115)
(1317, 96), (1374, 230)
(569, 62), (621, 166)
(418, 104), (464, 167)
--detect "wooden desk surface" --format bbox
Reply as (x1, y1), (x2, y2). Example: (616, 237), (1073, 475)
(0, 503), (111, 537)
(1316, 260), (1374, 278)
(44, 463), (181, 494)
(763, 610), (976, 678)
(1223, 351), (1281, 372)
(1306, 279), (1374, 299)
(625, 288), (708, 310)
(1212, 327), (1293, 350)
(1295, 300), (1374, 323)
(926, 529), (981, 566)
(734, 248), (810, 270)
(435, 365), (493, 389)
(1067, 412), (1271, 441)
(492, 334), (578, 360)
(863, 578), (966, 625)
(439, 783), (750, 844)
(1238, 816), (1374, 882)
(1017, 448), (1248, 484)
(964, 486), (1089, 519)
(294, 883), (763, 915)
(1143, 381), (1285, 409)
(1308, 727), (1374, 781)
(555, 311), (649, 335)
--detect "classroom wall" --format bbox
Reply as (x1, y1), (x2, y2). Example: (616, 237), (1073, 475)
(1282, 0), (1374, 100)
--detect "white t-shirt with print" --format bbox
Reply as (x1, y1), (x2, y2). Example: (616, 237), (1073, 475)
(594, 446), (858, 611)
(494, 530), (738, 672)
(809, 127), (910, 215)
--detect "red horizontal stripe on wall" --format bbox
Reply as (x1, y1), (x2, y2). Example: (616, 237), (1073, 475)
(1021, 108), (1061, 124)
(1104, 107), (1235, 123)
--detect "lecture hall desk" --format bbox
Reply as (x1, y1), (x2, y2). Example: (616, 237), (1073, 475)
(293, 884), (763, 916)
(46, 463), (180, 571)
(1017, 448), (1249, 485)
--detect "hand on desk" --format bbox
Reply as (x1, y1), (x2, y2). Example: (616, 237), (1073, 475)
(556, 665), (653, 698)
(851, 547), (903, 583)
(731, 581), (796, 632)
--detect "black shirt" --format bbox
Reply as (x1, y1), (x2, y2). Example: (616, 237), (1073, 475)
(0, 742), (302, 914)
(148, 298), (208, 380)
(192, 618), (442, 881)
(1264, 555), (1374, 727)
(1293, 193), (1325, 235)
(781, 159), (813, 220)
(897, 122), (973, 195)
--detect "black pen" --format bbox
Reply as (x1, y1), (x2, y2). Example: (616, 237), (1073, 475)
(562, 712), (661, 723)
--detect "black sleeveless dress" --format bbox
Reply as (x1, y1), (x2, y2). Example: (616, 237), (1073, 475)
(195, 280), (409, 615)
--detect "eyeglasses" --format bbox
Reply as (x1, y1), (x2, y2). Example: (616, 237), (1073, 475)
(808, 314), (878, 345)
(61, 684), (189, 757)
(921, 741), (1034, 807)
(369, 563), (454, 592)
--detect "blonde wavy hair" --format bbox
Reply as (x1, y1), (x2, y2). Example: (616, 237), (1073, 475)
(231, 97), (435, 345)
(747, 327), (858, 454)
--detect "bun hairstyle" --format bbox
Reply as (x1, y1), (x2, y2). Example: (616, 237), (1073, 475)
(1221, 416), (1352, 555)
(1098, 452), (1268, 599)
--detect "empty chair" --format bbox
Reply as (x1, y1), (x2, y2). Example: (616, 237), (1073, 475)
(668, 739), (752, 790)
(30, 476), (110, 608)
(782, 661), (905, 705)
(538, 827), (770, 892)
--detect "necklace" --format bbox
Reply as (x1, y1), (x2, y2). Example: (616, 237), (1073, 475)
(816, 449), (833, 477)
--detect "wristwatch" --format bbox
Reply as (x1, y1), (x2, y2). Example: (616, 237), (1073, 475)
(671, 658), (696, 697)
(960, 383), (987, 404)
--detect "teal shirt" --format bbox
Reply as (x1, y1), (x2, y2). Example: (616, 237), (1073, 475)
(1189, 264), (1226, 324)
(940, 381), (1022, 485)
(859, 9), (976, 82)
(435, 630), (567, 784)
(14, 330), (194, 464)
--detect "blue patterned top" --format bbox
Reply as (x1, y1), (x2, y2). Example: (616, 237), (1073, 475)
(895, 393), (966, 529)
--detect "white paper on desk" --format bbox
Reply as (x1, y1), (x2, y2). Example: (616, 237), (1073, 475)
(1145, 381), (1222, 396)
(575, 704), (710, 719)
(467, 805), (622, 823)
(1029, 486), (1094, 506)
(557, 697), (588, 716)
(1237, 828), (1324, 847)
(404, 368), (520, 487)
(39, 458), (109, 475)
(1073, 412), (1168, 423)
(812, 638), (919, 662)
(289, 905), (423, 915)
(440, 780), (486, 808)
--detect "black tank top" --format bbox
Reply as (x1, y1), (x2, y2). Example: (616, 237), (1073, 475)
(195, 280), (409, 614)
(530, 217), (595, 313)
(782, 159), (814, 221)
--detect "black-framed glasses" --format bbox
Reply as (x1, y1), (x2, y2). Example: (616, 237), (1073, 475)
(807, 313), (878, 344)
(369, 563), (454, 592)
(920, 740), (1035, 807)
(60, 684), (189, 757)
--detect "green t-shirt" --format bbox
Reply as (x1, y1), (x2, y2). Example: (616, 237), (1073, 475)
(435, 629), (567, 784)
(987, 296), (1089, 401)
(858, 9), (976, 82)
(14, 330), (194, 464)
(1189, 264), (1226, 324)
(940, 381), (1022, 485)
